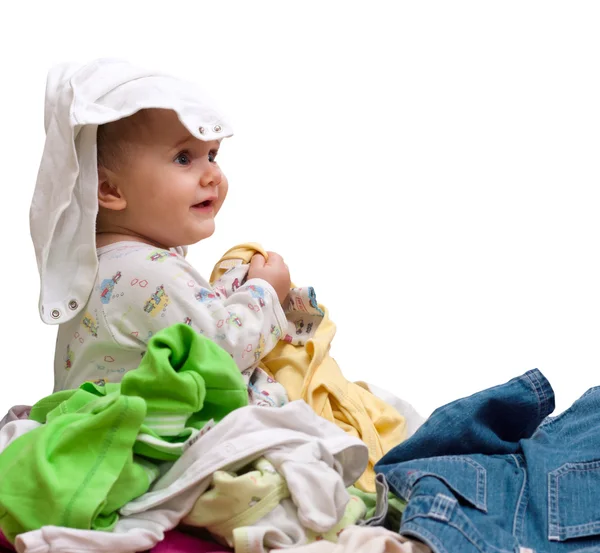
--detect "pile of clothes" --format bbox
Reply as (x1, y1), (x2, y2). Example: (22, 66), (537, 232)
(3, 246), (598, 553)
(0, 245), (423, 553)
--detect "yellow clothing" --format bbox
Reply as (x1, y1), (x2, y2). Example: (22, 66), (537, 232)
(184, 458), (366, 550)
(210, 244), (406, 491)
(184, 458), (289, 537)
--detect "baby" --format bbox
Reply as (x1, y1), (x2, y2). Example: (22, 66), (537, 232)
(30, 59), (291, 405)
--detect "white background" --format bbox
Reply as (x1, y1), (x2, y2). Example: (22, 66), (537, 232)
(1, 1), (599, 419)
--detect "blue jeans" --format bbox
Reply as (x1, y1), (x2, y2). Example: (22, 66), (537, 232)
(375, 369), (600, 553)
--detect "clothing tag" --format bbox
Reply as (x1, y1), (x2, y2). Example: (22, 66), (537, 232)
(183, 419), (215, 452)
(219, 259), (243, 269)
(198, 419), (215, 437)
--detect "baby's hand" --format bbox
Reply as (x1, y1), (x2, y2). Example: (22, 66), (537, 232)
(248, 251), (291, 304)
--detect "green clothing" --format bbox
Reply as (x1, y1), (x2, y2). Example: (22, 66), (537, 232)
(347, 486), (406, 529)
(0, 324), (248, 542)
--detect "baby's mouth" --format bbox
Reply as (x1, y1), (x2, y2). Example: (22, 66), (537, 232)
(193, 200), (213, 208)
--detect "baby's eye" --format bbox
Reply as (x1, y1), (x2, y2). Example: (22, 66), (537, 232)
(174, 151), (191, 165)
(208, 150), (218, 163)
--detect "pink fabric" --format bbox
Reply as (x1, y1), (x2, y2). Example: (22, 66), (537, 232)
(0, 531), (14, 551)
(149, 530), (232, 553)
(0, 529), (229, 553)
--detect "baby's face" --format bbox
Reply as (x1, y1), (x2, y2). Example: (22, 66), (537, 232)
(110, 109), (228, 248)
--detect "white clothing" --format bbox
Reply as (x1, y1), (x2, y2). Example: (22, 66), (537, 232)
(0, 406), (31, 429)
(16, 401), (367, 553)
(282, 526), (432, 553)
(30, 58), (232, 325)
(360, 382), (426, 438)
(236, 500), (316, 552)
(0, 419), (40, 454)
(230, 495), (366, 553)
(54, 241), (287, 392)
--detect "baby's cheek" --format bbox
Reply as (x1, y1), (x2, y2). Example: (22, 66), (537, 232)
(214, 184), (228, 214)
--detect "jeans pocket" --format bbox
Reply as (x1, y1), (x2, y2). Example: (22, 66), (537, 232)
(548, 460), (600, 541)
(387, 456), (488, 512)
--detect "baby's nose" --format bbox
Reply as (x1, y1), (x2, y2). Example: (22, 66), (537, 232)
(201, 165), (223, 187)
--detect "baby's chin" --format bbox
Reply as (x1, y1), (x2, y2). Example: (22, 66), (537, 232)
(183, 221), (217, 246)
(141, 226), (215, 249)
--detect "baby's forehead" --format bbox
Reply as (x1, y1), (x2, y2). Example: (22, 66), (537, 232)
(121, 109), (220, 148)
(133, 108), (186, 137)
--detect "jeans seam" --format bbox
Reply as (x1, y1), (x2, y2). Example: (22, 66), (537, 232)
(403, 517), (511, 553)
(510, 454), (528, 541)
(523, 369), (553, 422)
(548, 468), (559, 540)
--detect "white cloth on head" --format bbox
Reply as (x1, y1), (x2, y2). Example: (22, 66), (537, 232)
(30, 58), (232, 325)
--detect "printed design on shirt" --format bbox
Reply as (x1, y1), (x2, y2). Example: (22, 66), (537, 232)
(247, 284), (266, 307)
(184, 317), (192, 326)
(82, 311), (99, 338)
(94, 355), (116, 375)
(195, 288), (217, 303)
(308, 287), (325, 316)
(214, 284), (227, 298)
(143, 285), (170, 317)
(147, 250), (177, 263)
(130, 278), (148, 288)
(228, 313), (242, 327)
(232, 277), (241, 292)
(295, 319), (305, 335)
(100, 271), (122, 304)
(64, 345), (74, 371)
(248, 381), (276, 408)
(290, 293), (308, 312)
(254, 334), (266, 362)
(270, 324), (281, 341)
(95, 357), (125, 376)
(215, 313), (243, 329)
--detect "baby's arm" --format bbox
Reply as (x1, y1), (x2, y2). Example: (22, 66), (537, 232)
(103, 252), (287, 372)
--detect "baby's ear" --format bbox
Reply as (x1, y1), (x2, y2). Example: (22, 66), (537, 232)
(98, 167), (127, 211)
